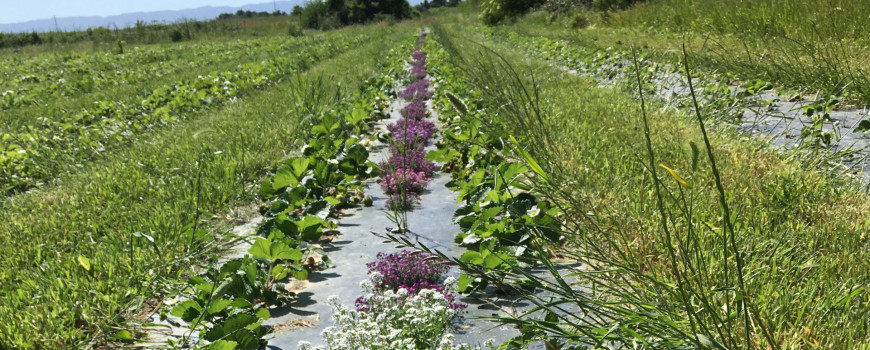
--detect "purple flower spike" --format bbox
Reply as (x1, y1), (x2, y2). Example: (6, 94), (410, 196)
(412, 50), (427, 61)
(400, 100), (429, 120)
(398, 79), (433, 101)
(388, 118), (437, 148)
(410, 66), (427, 80)
(381, 148), (438, 176)
(379, 168), (429, 195)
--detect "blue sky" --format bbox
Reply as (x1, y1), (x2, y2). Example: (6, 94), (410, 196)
(1, 1), (265, 24)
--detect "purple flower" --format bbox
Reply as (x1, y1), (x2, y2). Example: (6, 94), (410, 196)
(410, 65), (427, 80)
(379, 168), (429, 195)
(400, 100), (429, 120)
(366, 251), (448, 290)
(412, 50), (427, 61)
(381, 148), (438, 176)
(354, 251), (466, 313)
(410, 59), (426, 68)
(398, 79), (433, 101)
(385, 192), (420, 210)
(388, 118), (437, 146)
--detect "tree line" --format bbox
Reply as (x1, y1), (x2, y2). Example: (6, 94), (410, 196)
(0, 0), (424, 50)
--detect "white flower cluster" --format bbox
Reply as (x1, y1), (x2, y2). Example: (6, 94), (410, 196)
(300, 274), (493, 350)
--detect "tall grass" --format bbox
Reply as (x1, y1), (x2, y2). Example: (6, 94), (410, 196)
(428, 23), (870, 348)
(614, 0), (870, 42)
(614, 0), (870, 102)
(502, 0), (870, 104)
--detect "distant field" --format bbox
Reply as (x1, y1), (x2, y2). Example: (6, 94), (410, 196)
(0, 31), (369, 194)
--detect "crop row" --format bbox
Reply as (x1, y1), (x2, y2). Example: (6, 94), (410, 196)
(307, 30), (569, 348)
(303, 31), (485, 350)
(153, 35), (416, 349)
(414, 33), (562, 298)
(0, 32), (370, 195)
(0, 36), (302, 108)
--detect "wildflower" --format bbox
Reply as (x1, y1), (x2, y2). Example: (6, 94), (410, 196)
(527, 205), (540, 217)
(381, 148), (438, 176)
(388, 118), (437, 149)
(379, 168), (429, 195)
(398, 79), (433, 100)
(400, 99), (429, 120)
(365, 250), (448, 291)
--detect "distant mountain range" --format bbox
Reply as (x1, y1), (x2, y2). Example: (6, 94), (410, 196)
(1, 1), (308, 33)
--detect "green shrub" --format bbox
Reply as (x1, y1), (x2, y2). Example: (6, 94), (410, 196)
(480, 0), (546, 24)
(170, 29), (183, 42)
(288, 22), (304, 37)
(569, 13), (589, 27)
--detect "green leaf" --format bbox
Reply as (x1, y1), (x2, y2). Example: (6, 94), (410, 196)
(260, 158), (310, 197)
(225, 329), (259, 349)
(113, 329), (135, 343)
(345, 144), (369, 165)
(509, 134), (548, 182)
(248, 238), (273, 261)
(304, 200), (332, 220)
(290, 265), (310, 280)
(77, 255), (91, 271)
(208, 340), (238, 350)
(271, 265), (289, 281)
(696, 334), (729, 350)
(170, 300), (203, 322)
(255, 307), (271, 320)
(297, 215), (324, 242)
(854, 119), (870, 132)
(459, 251), (483, 265)
(484, 253), (505, 269)
(230, 298), (253, 308)
(248, 238), (302, 262)
(273, 244), (303, 262)
(207, 298), (233, 314)
(203, 313), (260, 341)
(499, 162), (529, 185)
(457, 273), (473, 292)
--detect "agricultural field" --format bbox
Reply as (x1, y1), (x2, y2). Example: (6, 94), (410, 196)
(1, 0), (869, 349)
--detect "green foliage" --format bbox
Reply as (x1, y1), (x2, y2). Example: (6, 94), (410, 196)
(0, 32), (372, 195)
(799, 95), (841, 147)
(160, 31), (418, 350)
(0, 24), (414, 349)
(257, 64), (397, 239)
(421, 36), (563, 294)
(288, 22), (304, 37)
(427, 21), (870, 348)
(299, 0), (414, 30)
(480, 0), (546, 24)
(166, 256), (275, 349)
(170, 29), (184, 42)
